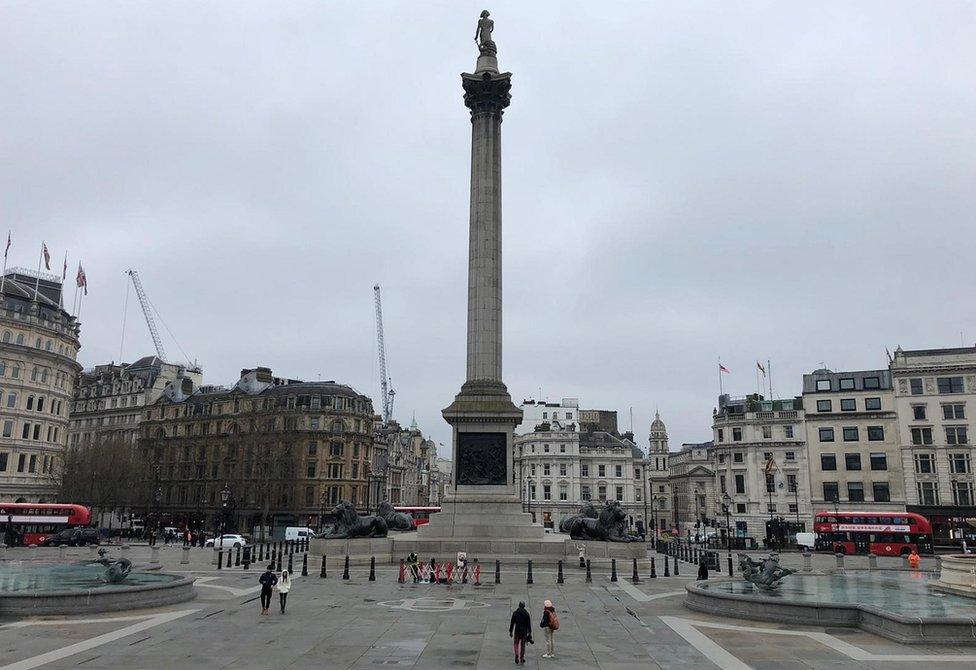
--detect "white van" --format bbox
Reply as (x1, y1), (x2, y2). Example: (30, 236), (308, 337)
(284, 526), (316, 542)
(795, 532), (817, 550)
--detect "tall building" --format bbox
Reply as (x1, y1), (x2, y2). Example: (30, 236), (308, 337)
(514, 427), (580, 528)
(668, 442), (715, 536)
(643, 411), (672, 535)
(890, 346), (976, 543)
(0, 268), (81, 502)
(711, 394), (810, 541)
(371, 418), (437, 508)
(802, 368), (905, 516)
(139, 367), (374, 534)
(516, 398), (580, 434)
(68, 357), (203, 448)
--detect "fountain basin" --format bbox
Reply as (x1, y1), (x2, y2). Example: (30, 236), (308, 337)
(932, 554), (976, 598)
(685, 571), (976, 645)
(0, 562), (195, 615)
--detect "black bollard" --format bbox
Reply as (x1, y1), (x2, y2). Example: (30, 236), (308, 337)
(557, 560), (564, 584)
(585, 559), (592, 583)
(258, 543), (263, 562)
(236, 545), (241, 567)
(288, 552), (294, 574)
(728, 554), (734, 577)
(495, 560), (501, 584)
(632, 558), (640, 584)
(243, 547), (250, 570)
(217, 550), (223, 570)
(277, 552), (282, 573)
(398, 558), (405, 584)
(650, 556), (657, 578)
(664, 554), (670, 577)
(611, 558), (618, 582)
(673, 554), (679, 576)
(342, 555), (350, 580)
(320, 555), (328, 578)
(526, 560), (533, 585)
(369, 556), (376, 582)
(302, 552), (308, 576)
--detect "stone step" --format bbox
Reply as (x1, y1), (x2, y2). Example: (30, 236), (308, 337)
(417, 524), (546, 540)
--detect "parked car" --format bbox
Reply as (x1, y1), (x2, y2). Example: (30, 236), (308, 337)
(42, 528), (101, 547)
(204, 534), (248, 549)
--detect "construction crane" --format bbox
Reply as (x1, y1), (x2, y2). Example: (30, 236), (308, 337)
(373, 284), (395, 423)
(127, 269), (167, 362)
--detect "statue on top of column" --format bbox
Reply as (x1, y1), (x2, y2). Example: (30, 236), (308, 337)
(475, 10), (496, 55)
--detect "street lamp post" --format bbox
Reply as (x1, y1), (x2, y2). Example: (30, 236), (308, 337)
(152, 487), (162, 546)
(219, 484), (230, 554)
(722, 491), (733, 574)
(527, 477), (534, 523)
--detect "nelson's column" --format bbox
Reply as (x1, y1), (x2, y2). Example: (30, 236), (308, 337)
(418, 11), (544, 541)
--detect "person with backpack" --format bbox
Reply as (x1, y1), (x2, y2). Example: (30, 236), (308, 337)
(258, 564), (278, 615)
(509, 601), (532, 664)
(539, 599), (559, 658)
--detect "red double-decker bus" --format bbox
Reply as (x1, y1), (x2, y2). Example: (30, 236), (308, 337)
(813, 510), (933, 556)
(0, 503), (92, 546)
(394, 506), (441, 528)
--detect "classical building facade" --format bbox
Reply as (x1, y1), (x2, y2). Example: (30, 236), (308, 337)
(669, 442), (715, 537)
(69, 356), (202, 448)
(0, 269), (81, 502)
(802, 369), (905, 516)
(890, 346), (976, 543)
(139, 367), (374, 534)
(370, 418), (437, 508)
(712, 394), (810, 540)
(516, 398), (580, 434)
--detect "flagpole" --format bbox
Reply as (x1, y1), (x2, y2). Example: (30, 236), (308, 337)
(0, 230), (9, 297)
(77, 288), (84, 322)
(767, 359), (773, 399)
(718, 357), (724, 396)
(34, 241), (43, 302)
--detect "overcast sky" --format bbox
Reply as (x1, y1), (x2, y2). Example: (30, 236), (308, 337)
(3, 2), (975, 455)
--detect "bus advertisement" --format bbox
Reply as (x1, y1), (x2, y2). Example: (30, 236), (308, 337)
(813, 510), (933, 555)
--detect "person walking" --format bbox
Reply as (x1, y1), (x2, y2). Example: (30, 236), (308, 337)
(509, 601), (532, 664)
(258, 564), (278, 615)
(698, 555), (709, 580)
(407, 552), (420, 583)
(539, 599), (558, 658)
(277, 569), (292, 614)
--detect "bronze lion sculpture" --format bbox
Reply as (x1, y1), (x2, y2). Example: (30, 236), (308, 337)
(321, 501), (388, 539)
(558, 501), (598, 533)
(566, 500), (638, 542)
(377, 501), (414, 531)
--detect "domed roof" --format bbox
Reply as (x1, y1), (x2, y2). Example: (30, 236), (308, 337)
(650, 410), (666, 430)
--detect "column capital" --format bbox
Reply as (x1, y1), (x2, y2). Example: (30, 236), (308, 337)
(462, 71), (512, 118)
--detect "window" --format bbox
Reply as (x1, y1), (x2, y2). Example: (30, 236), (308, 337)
(598, 485), (607, 500)
(615, 464), (622, 478)
(763, 451), (774, 462)
(863, 376), (880, 390)
(865, 397), (881, 411)
(581, 464), (588, 477)
(911, 427), (933, 445)
(542, 412), (547, 419)
(734, 474), (745, 494)
(787, 473), (797, 492)
(949, 452), (971, 474)
(821, 454), (837, 471)
(943, 404), (966, 420)
(733, 428), (742, 441)
(762, 426), (772, 439)
(543, 485), (551, 501)
(867, 426), (885, 441)
(565, 412), (572, 420)
(543, 444), (549, 453)
(1, 420), (10, 438)
(530, 464), (536, 476)
(581, 485), (591, 501)
(766, 503), (777, 513)
(635, 488), (641, 502)
(952, 481), (974, 507)
(559, 444), (565, 453)
(914, 453), (936, 474)
(328, 463), (343, 479)
(307, 442), (317, 456)
(17, 454), (26, 472)
(869, 453), (887, 470)
(817, 400), (832, 413)
(845, 453), (862, 471)
(717, 428), (724, 442)
(329, 442), (343, 457)
(21, 423), (29, 439)
(938, 377), (965, 394)
(871, 482), (890, 502)
(765, 474), (775, 493)
(840, 399), (856, 412)
(912, 405), (927, 420)
(559, 485), (568, 501)
(306, 462), (316, 478)
(0, 453), (6, 471)
(720, 475), (727, 493)
(785, 451), (795, 461)
(736, 503), (747, 514)
(819, 428), (835, 442)
(910, 378), (924, 395)
(847, 482), (864, 502)
(559, 463), (566, 476)
(733, 452), (743, 463)
(598, 464), (606, 478)
(917, 481), (939, 505)
(822, 482), (839, 502)
(781, 400), (794, 411)
(816, 379), (831, 391)
(615, 486), (623, 500)
(543, 463), (550, 476)
(946, 426), (968, 445)
(28, 455), (36, 473)
(784, 425), (794, 438)
(839, 378), (856, 390)
(843, 427), (859, 441)
(26, 396), (34, 410)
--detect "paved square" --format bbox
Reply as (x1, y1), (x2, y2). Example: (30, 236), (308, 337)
(2, 546), (975, 669)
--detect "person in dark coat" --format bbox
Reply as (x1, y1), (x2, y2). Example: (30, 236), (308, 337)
(258, 564), (278, 615)
(509, 601), (532, 664)
(698, 557), (709, 580)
